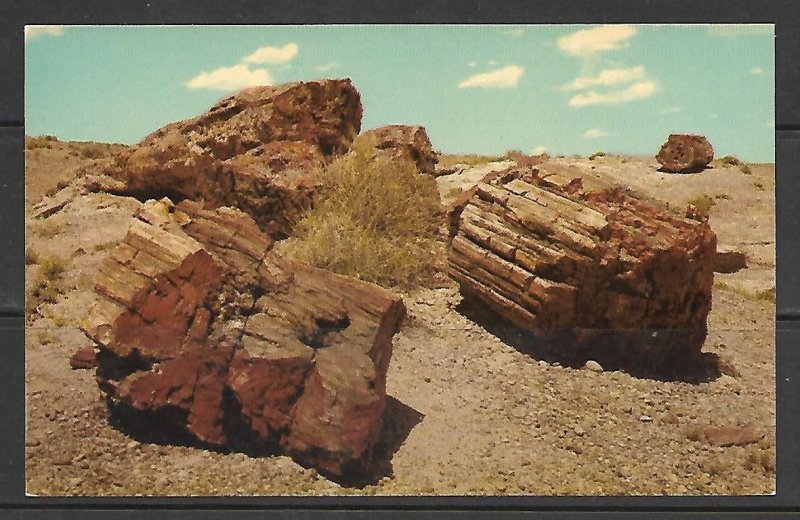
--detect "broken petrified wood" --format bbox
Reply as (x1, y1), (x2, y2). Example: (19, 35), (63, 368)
(92, 79), (363, 239)
(360, 125), (439, 174)
(447, 166), (717, 370)
(656, 134), (714, 173)
(82, 199), (405, 477)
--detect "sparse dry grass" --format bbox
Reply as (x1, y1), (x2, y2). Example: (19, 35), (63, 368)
(26, 255), (69, 318)
(33, 221), (66, 239)
(588, 151), (607, 161)
(687, 194), (716, 213)
(437, 153), (503, 169)
(281, 138), (445, 290)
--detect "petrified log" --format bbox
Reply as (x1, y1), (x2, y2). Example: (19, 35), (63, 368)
(93, 79), (363, 238)
(715, 246), (747, 273)
(447, 166), (717, 370)
(656, 134), (714, 173)
(360, 125), (438, 174)
(82, 199), (405, 476)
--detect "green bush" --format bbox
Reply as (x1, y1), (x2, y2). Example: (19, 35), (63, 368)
(281, 138), (444, 289)
(40, 256), (67, 280)
(687, 194), (716, 213)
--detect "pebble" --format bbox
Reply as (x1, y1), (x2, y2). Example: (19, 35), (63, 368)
(640, 415), (653, 423)
(584, 360), (604, 372)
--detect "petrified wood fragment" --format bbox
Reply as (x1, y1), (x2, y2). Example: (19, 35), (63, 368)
(447, 167), (717, 370)
(82, 199), (405, 477)
(360, 125), (438, 174)
(656, 134), (714, 173)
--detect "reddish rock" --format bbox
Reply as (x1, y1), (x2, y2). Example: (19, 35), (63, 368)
(447, 166), (717, 370)
(656, 134), (714, 173)
(69, 346), (97, 370)
(703, 425), (765, 447)
(360, 125), (438, 174)
(715, 246), (747, 273)
(82, 199), (405, 476)
(95, 79), (363, 239)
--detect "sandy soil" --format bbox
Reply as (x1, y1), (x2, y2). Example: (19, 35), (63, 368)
(25, 143), (775, 496)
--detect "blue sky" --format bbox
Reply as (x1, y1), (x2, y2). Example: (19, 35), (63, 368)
(25, 24), (774, 162)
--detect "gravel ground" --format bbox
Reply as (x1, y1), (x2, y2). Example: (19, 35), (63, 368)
(25, 146), (775, 496)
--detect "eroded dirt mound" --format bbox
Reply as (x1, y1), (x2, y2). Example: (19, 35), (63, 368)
(82, 198), (405, 478)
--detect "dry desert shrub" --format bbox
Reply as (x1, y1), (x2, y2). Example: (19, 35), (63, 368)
(281, 138), (444, 290)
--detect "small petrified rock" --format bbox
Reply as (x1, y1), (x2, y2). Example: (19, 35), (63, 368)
(360, 125), (438, 174)
(69, 346), (97, 370)
(584, 360), (603, 372)
(715, 246), (747, 273)
(656, 134), (714, 173)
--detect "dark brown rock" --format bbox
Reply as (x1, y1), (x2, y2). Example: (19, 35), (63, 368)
(82, 199), (405, 476)
(69, 346), (97, 370)
(94, 79), (363, 239)
(360, 125), (438, 174)
(715, 246), (747, 273)
(656, 134), (714, 173)
(447, 166), (717, 371)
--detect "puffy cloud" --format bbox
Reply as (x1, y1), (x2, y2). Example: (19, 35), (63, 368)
(25, 25), (65, 41)
(458, 65), (524, 89)
(568, 80), (659, 107)
(186, 64), (272, 91)
(560, 65), (646, 91)
(532, 145), (548, 155)
(468, 61), (477, 68)
(242, 43), (299, 64)
(707, 25), (773, 38)
(557, 25), (637, 57)
(583, 128), (610, 139)
(750, 66), (764, 75)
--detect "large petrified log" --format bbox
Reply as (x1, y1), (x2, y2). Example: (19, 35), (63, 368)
(447, 166), (717, 370)
(82, 199), (405, 477)
(360, 125), (438, 174)
(93, 79), (363, 238)
(656, 134), (714, 173)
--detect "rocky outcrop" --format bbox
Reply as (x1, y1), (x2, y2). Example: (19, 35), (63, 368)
(360, 125), (438, 174)
(447, 166), (717, 371)
(82, 199), (405, 477)
(94, 80), (363, 239)
(656, 134), (714, 173)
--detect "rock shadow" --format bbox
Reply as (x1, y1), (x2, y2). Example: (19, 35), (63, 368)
(656, 165), (713, 174)
(106, 393), (424, 488)
(456, 297), (722, 384)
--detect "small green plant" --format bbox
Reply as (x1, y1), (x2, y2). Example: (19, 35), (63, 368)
(40, 256), (67, 280)
(281, 137), (444, 290)
(588, 151), (607, 160)
(717, 155), (742, 167)
(687, 194), (716, 213)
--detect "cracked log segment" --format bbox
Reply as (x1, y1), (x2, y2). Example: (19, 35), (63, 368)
(656, 134), (714, 173)
(82, 199), (405, 477)
(447, 166), (717, 371)
(360, 125), (439, 174)
(92, 79), (363, 239)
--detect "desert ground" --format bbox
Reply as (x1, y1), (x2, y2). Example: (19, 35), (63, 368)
(25, 139), (775, 496)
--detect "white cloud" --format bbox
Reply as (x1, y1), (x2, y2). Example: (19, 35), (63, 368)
(488, 60), (498, 65)
(458, 65), (524, 89)
(568, 80), (659, 107)
(532, 145), (548, 155)
(583, 128), (610, 139)
(25, 25), (65, 41)
(557, 25), (638, 57)
(242, 43), (299, 64)
(750, 66), (764, 75)
(314, 62), (339, 72)
(468, 61), (477, 68)
(560, 65), (646, 91)
(186, 64), (272, 91)
(503, 28), (525, 37)
(707, 25), (773, 38)
(661, 106), (683, 114)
